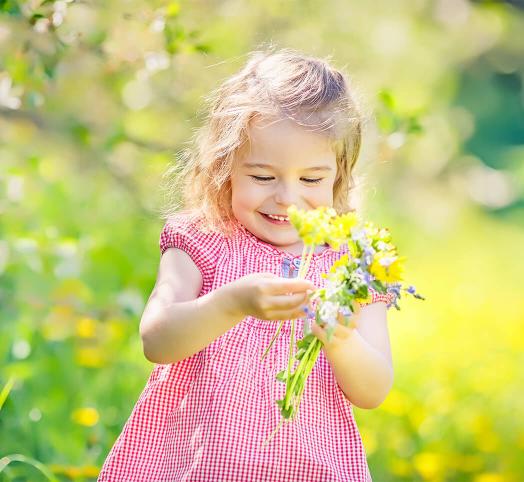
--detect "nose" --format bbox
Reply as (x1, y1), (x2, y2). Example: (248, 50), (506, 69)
(274, 180), (298, 206)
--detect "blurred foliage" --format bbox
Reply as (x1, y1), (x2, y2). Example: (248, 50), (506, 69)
(1, 0), (524, 481)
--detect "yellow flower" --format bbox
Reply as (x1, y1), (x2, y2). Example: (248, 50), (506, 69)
(370, 252), (406, 282)
(76, 317), (97, 338)
(329, 254), (349, 273)
(287, 205), (337, 246)
(327, 212), (358, 249)
(71, 407), (99, 427)
(75, 346), (106, 368)
(413, 452), (444, 479)
(50, 465), (100, 479)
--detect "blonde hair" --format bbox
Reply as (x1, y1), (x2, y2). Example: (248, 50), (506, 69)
(160, 47), (362, 236)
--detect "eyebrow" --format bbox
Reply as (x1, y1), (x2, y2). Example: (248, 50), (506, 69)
(243, 162), (333, 172)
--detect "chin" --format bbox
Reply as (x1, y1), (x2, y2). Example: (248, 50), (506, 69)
(261, 230), (298, 245)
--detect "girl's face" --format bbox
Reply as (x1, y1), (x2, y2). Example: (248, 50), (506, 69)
(231, 117), (337, 255)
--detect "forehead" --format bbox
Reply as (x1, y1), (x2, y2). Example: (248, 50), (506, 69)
(241, 116), (336, 167)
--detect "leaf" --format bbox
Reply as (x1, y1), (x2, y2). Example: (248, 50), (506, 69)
(1, 0), (21, 15)
(70, 122), (91, 146)
(406, 116), (423, 134)
(281, 404), (293, 419)
(295, 348), (306, 360)
(378, 89), (395, 110)
(276, 370), (288, 382)
(296, 334), (314, 350)
(276, 395), (294, 419)
(193, 43), (211, 53)
(29, 12), (46, 23)
(371, 280), (387, 293)
(0, 454), (59, 482)
(0, 376), (16, 412)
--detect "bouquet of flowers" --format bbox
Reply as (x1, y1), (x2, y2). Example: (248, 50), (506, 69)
(262, 205), (424, 444)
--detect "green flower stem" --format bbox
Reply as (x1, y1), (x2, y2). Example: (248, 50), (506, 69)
(263, 417), (285, 447)
(261, 243), (314, 362)
(284, 334), (318, 410)
(284, 244), (312, 392)
(292, 339), (322, 417)
(264, 339), (322, 445)
(283, 243), (317, 411)
(260, 320), (284, 361)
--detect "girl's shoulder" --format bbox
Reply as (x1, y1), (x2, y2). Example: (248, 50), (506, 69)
(159, 212), (226, 256)
(159, 212), (229, 295)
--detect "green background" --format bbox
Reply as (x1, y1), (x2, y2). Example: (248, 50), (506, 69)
(1, 0), (523, 480)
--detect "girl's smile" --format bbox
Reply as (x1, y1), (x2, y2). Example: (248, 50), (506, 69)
(259, 211), (291, 225)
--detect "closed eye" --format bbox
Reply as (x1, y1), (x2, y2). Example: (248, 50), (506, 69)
(250, 176), (323, 184)
(250, 176), (274, 182)
(302, 178), (323, 184)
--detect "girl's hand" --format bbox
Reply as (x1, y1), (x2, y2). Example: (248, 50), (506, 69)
(224, 272), (316, 321)
(311, 301), (361, 352)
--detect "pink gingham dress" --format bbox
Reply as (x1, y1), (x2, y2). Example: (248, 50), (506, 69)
(98, 213), (395, 482)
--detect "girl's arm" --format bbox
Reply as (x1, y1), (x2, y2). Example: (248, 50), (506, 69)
(313, 302), (394, 409)
(139, 247), (244, 364)
(140, 247), (315, 364)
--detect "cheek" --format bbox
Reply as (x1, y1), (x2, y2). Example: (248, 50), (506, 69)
(232, 178), (259, 212)
(311, 183), (335, 207)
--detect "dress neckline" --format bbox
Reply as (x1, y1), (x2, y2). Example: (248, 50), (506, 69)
(233, 219), (343, 259)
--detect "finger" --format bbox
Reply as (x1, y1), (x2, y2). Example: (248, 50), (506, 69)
(337, 311), (359, 330)
(270, 292), (308, 310)
(267, 278), (316, 295)
(311, 321), (355, 344)
(305, 289), (316, 300)
(311, 322), (327, 344)
(333, 322), (355, 339)
(264, 305), (311, 321)
(258, 272), (279, 278)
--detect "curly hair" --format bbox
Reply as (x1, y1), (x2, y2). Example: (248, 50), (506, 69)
(159, 46), (362, 236)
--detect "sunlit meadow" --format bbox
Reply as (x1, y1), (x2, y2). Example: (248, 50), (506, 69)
(1, 1), (523, 481)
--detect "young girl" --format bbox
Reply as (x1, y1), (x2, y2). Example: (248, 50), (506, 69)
(98, 48), (396, 482)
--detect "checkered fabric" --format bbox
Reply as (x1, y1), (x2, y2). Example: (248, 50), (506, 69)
(98, 213), (395, 481)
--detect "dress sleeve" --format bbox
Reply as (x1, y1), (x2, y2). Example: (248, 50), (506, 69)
(159, 215), (224, 295)
(359, 286), (398, 309)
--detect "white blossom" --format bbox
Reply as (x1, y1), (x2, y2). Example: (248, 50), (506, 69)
(378, 255), (397, 267)
(319, 301), (339, 327)
(0, 73), (22, 109)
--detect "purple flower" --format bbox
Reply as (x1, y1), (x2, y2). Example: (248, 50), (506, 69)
(302, 306), (315, 319)
(340, 306), (353, 316)
(388, 283), (402, 296)
(362, 246), (375, 266)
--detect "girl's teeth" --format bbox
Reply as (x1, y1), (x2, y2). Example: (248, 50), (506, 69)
(267, 214), (288, 221)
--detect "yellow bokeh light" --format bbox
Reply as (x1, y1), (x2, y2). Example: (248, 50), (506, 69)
(71, 407), (99, 427)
